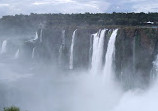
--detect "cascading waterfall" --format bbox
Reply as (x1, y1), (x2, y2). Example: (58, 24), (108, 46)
(91, 33), (99, 72)
(34, 32), (38, 41)
(32, 47), (36, 59)
(69, 29), (77, 70)
(91, 29), (107, 74)
(103, 29), (118, 82)
(28, 32), (38, 42)
(1, 40), (7, 54)
(14, 49), (20, 59)
(59, 30), (66, 65)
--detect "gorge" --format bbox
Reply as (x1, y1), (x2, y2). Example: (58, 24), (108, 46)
(0, 13), (158, 111)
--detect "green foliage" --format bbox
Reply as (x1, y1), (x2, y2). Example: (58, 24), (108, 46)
(0, 12), (158, 35)
(1, 12), (158, 27)
(3, 106), (20, 111)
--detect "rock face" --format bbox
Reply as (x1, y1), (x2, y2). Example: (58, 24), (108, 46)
(1, 25), (158, 89)
(24, 27), (98, 69)
(115, 28), (158, 89)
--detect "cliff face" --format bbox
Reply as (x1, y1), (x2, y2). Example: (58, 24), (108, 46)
(0, 25), (158, 89)
(115, 28), (158, 88)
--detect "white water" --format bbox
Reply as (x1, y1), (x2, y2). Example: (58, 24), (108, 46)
(89, 29), (122, 110)
(103, 29), (118, 82)
(34, 32), (38, 41)
(112, 53), (158, 111)
(14, 49), (20, 59)
(1, 40), (7, 54)
(69, 29), (77, 70)
(32, 47), (36, 59)
(91, 29), (107, 74)
(91, 33), (99, 71)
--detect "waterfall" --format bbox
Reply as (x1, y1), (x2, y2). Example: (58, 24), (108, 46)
(32, 47), (36, 59)
(91, 29), (107, 74)
(103, 29), (118, 82)
(59, 30), (66, 65)
(89, 34), (93, 67)
(151, 54), (158, 81)
(61, 30), (66, 46)
(69, 29), (77, 70)
(34, 32), (38, 41)
(59, 45), (63, 65)
(133, 37), (136, 75)
(40, 29), (43, 43)
(1, 40), (7, 54)
(14, 49), (20, 59)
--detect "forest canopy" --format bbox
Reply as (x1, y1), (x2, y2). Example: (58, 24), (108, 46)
(1, 12), (158, 26)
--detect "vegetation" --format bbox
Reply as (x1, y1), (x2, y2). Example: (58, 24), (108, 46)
(1, 12), (158, 27)
(0, 12), (158, 35)
(3, 106), (20, 111)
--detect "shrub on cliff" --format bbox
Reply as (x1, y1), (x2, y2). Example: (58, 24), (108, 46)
(4, 106), (20, 111)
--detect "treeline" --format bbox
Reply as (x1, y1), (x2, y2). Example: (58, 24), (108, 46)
(1, 12), (158, 27)
(0, 12), (158, 36)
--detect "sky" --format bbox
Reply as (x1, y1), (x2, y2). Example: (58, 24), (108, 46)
(0, 0), (158, 17)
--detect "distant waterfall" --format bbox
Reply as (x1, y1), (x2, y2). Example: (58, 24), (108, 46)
(14, 49), (20, 59)
(34, 32), (38, 41)
(32, 47), (36, 59)
(91, 29), (107, 74)
(59, 30), (66, 65)
(151, 54), (158, 80)
(89, 34), (93, 67)
(59, 46), (63, 64)
(1, 40), (7, 54)
(103, 29), (118, 82)
(69, 29), (77, 70)
(40, 29), (43, 43)
(133, 37), (136, 75)
(61, 30), (66, 46)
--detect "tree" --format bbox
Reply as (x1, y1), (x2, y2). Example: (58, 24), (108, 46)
(4, 106), (20, 111)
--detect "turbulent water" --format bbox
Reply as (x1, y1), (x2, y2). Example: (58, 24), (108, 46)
(0, 28), (158, 111)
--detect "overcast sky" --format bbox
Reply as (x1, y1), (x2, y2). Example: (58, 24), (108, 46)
(0, 0), (158, 17)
